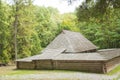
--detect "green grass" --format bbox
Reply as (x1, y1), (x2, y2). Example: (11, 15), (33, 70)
(0, 66), (78, 75)
(0, 65), (120, 80)
(8, 69), (81, 75)
(1, 65), (120, 76)
(9, 65), (120, 76)
(7, 69), (40, 75)
(107, 65), (120, 75)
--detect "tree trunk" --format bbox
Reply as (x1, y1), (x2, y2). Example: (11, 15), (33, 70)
(13, 1), (19, 60)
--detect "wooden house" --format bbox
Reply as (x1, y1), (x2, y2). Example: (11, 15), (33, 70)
(16, 30), (120, 73)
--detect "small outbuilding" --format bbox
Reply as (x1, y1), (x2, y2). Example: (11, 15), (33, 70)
(16, 30), (120, 73)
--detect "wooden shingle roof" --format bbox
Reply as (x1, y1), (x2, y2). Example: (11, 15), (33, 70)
(53, 49), (120, 61)
(16, 30), (120, 62)
(45, 30), (97, 53)
(17, 48), (66, 62)
(34, 48), (66, 60)
(98, 49), (120, 60)
(53, 53), (106, 61)
(17, 49), (120, 62)
(16, 54), (41, 62)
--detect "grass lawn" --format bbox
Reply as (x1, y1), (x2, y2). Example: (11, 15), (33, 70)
(0, 65), (120, 80)
(0, 65), (78, 75)
(0, 65), (120, 75)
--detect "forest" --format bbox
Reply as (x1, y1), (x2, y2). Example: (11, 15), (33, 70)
(0, 0), (120, 63)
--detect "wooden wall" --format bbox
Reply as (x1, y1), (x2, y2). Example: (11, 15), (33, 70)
(105, 56), (120, 72)
(17, 61), (35, 69)
(34, 59), (53, 70)
(16, 56), (120, 73)
(53, 60), (104, 73)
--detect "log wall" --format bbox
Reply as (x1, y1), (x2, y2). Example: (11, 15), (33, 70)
(16, 56), (120, 73)
(34, 59), (53, 69)
(105, 56), (120, 72)
(17, 61), (35, 69)
(53, 60), (104, 73)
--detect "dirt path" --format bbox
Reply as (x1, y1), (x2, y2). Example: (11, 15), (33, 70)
(0, 66), (120, 80)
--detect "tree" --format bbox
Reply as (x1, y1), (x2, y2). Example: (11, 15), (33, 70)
(34, 6), (60, 48)
(59, 13), (79, 32)
(12, 0), (41, 59)
(76, 0), (120, 48)
(0, 0), (11, 63)
(76, 0), (120, 22)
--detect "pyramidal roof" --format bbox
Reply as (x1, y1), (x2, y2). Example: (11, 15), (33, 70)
(45, 30), (97, 53)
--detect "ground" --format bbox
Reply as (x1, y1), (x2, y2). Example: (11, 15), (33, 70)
(0, 65), (120, 80)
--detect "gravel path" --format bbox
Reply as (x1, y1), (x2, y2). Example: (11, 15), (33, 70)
(0, 72), (119, 80)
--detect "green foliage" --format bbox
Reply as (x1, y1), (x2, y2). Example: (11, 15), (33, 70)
(76, 0), (120, 22)
(0, 0), (80, 63)
(76, 0), (120, 49)
(34, 6), (60, 48)
(59, 13), (79, 32)
(0, 0), (120, 63)
(0, 0), (11, 63)
(12, 0), (41, 58)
